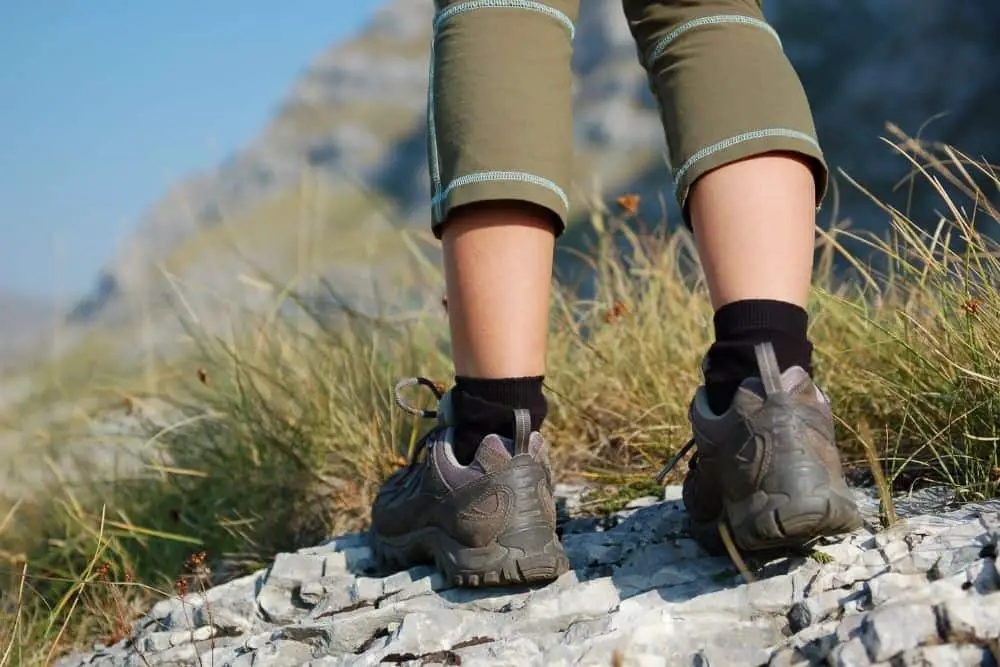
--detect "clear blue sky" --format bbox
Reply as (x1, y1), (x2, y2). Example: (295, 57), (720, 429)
(0, 1), (386, 301)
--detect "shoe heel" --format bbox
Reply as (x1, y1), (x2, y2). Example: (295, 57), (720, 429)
(495, 457), (568, 582)
(440, 457), (569, 587)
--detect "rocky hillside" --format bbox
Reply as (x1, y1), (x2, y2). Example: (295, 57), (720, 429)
(67, 0), (1000, 333)
(0, 292), (53, 371)
(58, 484), (1000, 666)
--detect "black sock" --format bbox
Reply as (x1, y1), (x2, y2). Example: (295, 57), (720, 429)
(451, 376), (548, 465)
(704, 299), (813, 414)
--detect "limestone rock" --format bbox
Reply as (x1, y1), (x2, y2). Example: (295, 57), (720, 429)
(56, 485), (1000, 667)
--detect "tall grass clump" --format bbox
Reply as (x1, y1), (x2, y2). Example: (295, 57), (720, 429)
(811, 129), (1000, 500)
(0, 132), (998, 660)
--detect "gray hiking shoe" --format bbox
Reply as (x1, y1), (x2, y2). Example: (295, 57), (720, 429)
(659, 341), (864, 555)
(369, 377), (569, 587)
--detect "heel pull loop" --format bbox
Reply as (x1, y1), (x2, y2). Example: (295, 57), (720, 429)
(513, 409), (532, 456)
(754, 342), (784, 397)
(394, 377), (445, 419)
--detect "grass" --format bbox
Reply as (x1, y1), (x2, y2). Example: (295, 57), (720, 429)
(1, 132), (999, 662)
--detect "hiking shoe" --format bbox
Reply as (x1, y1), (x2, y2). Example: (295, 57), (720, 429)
(369, 377), (569, 587)
(660, 341), (864, 555)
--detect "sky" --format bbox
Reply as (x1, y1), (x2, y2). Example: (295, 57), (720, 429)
(0, 1), (386, 302)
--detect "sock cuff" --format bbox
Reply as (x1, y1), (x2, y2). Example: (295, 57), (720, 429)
(713, 299), (809, 339)
(452, 376), (549, 435)
(454, 376), (546, 408)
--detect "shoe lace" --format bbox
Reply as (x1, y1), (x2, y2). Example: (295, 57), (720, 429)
(393, 376), (447, 466)
(655, 437), (697, 485)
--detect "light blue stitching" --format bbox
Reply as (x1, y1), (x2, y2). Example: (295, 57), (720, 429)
(647, 15), (781, 69)
(427, 43), (442, 220)
(432, 171), (570, 211)
(672, 128), (820, 196)
(434, 0), (576, 38)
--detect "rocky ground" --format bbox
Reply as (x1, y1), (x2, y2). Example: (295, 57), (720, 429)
(60, 485), (1000, 667)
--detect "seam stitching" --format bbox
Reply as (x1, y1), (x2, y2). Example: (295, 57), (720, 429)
(647, 14), (781, 69)
(431, 170), (570, 211)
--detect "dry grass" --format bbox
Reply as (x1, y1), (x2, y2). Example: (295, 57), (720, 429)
(1, 132), (999, 662)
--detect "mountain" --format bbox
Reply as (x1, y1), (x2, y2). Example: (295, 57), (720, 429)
(0, 292), (53, 371)
(67, 0), (1000, 333)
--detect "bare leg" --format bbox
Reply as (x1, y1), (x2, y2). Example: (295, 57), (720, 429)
(689, 152), (817, 310)
(442, 201), (556, 379)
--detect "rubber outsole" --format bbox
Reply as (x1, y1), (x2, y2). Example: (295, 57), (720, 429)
(690, 486), (864, 556)
(370, 524), (570, 588)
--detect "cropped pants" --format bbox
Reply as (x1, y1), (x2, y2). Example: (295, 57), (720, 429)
(427, 0), (827, 236)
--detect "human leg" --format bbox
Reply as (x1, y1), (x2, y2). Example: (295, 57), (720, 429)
(443, 204), (554, 464)
(369, 0), (579, 586)
(624, 0), (863, 552)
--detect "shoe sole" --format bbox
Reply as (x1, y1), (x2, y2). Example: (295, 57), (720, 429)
(370, 523), (569, 587)
(691, 485), (864, 556)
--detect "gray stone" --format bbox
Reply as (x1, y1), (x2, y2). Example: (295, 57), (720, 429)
(139, 626), (214, 653)
(966, 558), (1000, 593)
(269, 552), (326, 583)
(379, 568), (448, 605)
(193, 592), (258, 634)
(515, 577), (620, 630)
(251, 639), (314, 666)
(321, 547), (375, 575)
(865, 572), (929, 606)
(201, 646), (249, 667)
(141, 632), (174, 653)
(779, 618), (841, 661)
(138, 642), (198, 665)
(860, 603), (940, 662)
(829, 637), (872, 667)
(769, 646), (813, 667)
(257, 556), (325, 625)
(674, 569), (798, 615)
(378, 609), (492, 657)
(349, 577), (384, 603)
(941, 593), (1000, 641)
(298, 580), (328, 606)
(282, 605), (411, 655)
(896, 643), (996, 667)
(246, 630), (279, 650)
(138, 595), (201, 633)
(800, 585), (865, 627)
(455, 637), (544, 666)
(59, 488), (1000, 667)
(562, 532), (624, 569)
(821, 540), (869, 566)
(257, 582), (307, 625)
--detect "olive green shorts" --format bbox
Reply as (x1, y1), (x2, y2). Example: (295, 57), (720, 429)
(427, 0), (827, 237)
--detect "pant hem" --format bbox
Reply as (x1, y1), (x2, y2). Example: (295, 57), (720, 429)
(675, 133), (829, 226)
(431, 175), (569, 239)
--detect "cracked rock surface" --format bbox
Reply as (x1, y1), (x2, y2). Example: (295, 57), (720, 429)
(59, 486), (1000, 667)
